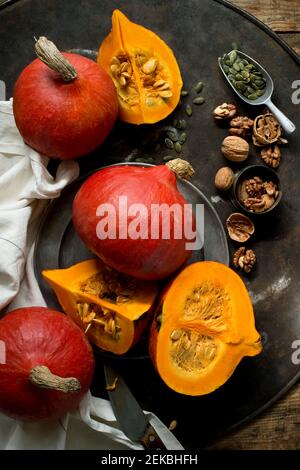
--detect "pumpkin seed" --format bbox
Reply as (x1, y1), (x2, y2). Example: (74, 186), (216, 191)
(233, 62), (241, 72)
(171, 329), (182, 341)
(179, 132), (187, 144)
(174, 142), (182, 153)
(165, 138), (174, 149)
(247, 92), (259, 100)
(142, 58), (157, 74)
(235, 81), (247, 92)
(167, 131), (178, 142)
(235, 73), (244, 81)
(163, 155), (176, 162)
(256, 89), (265, 97)
(223, 65), (230, 74)
(185, 105), (193, 117)
(181, 90), (189, 97)
(193, 96), (205, 105)
(177, 119), (186, 130)
(241, 70), (250, 79)
(194, 81), (204, 93)
(228, 50), (237, 65)
(225, 59), (231, 66)
(159, 90), (173, 99)
(229, 67), (237, 75)
(247, 86), (255, 94)
(231, 42), (238, 51)
(228, 74), (235, 82)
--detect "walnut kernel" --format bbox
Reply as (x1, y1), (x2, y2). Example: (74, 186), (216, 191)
(233, 247), (256, 273)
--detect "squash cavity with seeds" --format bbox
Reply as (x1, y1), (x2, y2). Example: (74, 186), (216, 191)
(149, 261), (262, 396)
(98, 10), (183, 124)
(42, 259), (158, 355)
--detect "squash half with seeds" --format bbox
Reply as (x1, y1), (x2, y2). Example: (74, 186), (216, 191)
(149, 261), (262, 396)
(43, 259), (158, 355)
(98, 9), (183, 124)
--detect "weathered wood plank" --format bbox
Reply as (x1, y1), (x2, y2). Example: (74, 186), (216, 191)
(206, 383), (300, 450)
(231, 1), (300, 32)
(279, 33), (300, 55)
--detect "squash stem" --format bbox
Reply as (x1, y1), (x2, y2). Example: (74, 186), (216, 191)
(34, 36), (77, 82)
(29, 365), (81, 393)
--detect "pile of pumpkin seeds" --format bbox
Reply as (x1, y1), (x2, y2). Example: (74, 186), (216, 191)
(220, 50), (266, 100)
(133, 80), (206, 164)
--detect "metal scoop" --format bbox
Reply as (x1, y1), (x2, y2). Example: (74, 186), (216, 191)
(218, 50), (296, 134)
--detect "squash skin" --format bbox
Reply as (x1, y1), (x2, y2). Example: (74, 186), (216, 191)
(98, 10), (183, 124)
(42, 259), (158, 355)
(149, 261), (262, 396)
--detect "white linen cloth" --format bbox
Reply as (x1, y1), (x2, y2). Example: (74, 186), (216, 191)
(0, 101), (183, 450)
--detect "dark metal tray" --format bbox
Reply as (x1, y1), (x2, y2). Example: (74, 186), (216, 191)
(1, 0), (300, 449)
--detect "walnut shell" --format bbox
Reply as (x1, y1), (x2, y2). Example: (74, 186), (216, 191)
(252, 113), (281, 147)
(226, 212), (255, 243)
(214, 167), (234, 191)
(221, 136), (249, 162)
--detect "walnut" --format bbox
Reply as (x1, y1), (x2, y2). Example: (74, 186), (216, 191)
(233, 247), (256, 273)
(229, 116), (254, 138)
(221, 136), (249, 162)
(213, 103), (237, 120)
(260, 145), (281, 168)
(252, 113), (281, 147)
(244, 193), (275, 212)
(214, 167), (235, 191)
(245, 176), (264, 197)
(226, 213), (255, 243)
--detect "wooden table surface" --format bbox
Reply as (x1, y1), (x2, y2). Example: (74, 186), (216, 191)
(207, 0), (300, 450)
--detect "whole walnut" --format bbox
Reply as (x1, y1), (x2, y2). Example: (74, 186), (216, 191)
(221, 136), (249, 162)
(214, 167), (235, 191)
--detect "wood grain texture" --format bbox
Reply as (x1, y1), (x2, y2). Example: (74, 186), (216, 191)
(279, 33), (300, 55)
(207, 384), (300, 450)
(231, 0), (300, 32)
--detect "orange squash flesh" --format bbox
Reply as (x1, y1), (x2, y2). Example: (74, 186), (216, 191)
(43, 259), (158, 355)
(98, 10), (183, 124)
(149, 262), (262, 396)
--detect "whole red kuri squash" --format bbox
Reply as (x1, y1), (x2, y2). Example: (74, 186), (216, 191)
(13, 37), (118, 160)
(72, 161), (196, 281)
(0, 307), (95, 421)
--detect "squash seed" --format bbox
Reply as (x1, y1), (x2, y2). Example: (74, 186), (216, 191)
(194, 81), (204, 93)
(185, 105), (193, 117)
(165, 138), (174, 149)
(193, 96), (205, 105)
(167, 131), (178, 142)
(142, 58), (157, 74)
(169, 420), (177, 431)
(171, 329), (182, 341)
(179, 132), (187, 144)
(174, 142), (182, 153)
(153, 79), (166, 88)
(159, 90), (173, 99)
(176, 119), (187, 130)
(181, 90), (189, 97)
(163, 155), (176, 162)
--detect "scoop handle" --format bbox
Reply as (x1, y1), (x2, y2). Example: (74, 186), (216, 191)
(266, 99), (296, 134)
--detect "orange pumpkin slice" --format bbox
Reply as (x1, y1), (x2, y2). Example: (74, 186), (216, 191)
(149, 261), (262, 396)
(98, 9), (183, 124)
(43, 259), (158, 355)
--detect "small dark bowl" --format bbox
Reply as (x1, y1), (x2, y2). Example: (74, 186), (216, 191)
(232, 165), (282, 216)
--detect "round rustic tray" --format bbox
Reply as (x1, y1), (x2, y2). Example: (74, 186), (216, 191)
(1, 0), (300, 449)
